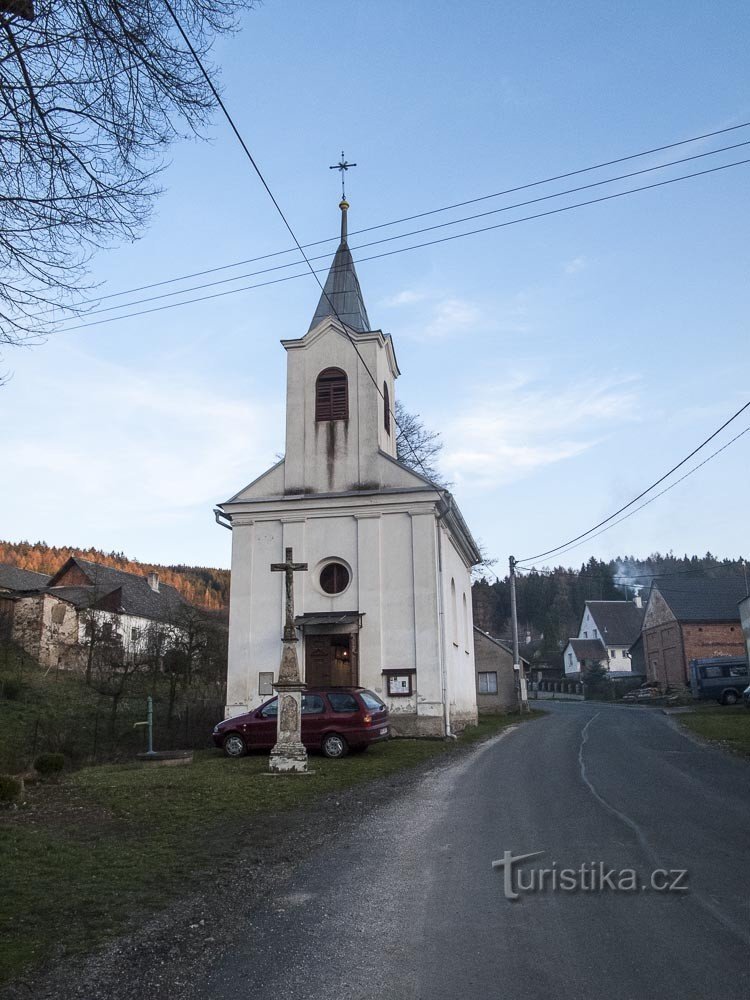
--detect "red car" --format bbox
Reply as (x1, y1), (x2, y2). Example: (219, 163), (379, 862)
(212, 687), (390, 759)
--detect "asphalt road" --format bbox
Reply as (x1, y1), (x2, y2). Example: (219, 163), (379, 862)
(206, 703), (750, 1000)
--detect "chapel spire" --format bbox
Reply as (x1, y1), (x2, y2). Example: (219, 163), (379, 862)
(308, 195), (371, 333)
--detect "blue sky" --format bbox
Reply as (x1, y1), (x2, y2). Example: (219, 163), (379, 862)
(2, 0), (749, 573)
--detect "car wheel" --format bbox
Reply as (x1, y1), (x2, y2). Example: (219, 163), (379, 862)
(321, 733), (348, 759)
(223, 733), (247, 758)
(722, 690), (739, 706)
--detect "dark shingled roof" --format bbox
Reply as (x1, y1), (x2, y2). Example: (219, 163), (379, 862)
(652, 578), (747, 623)
(308, 203), (371, 333)
(586, 601), (645, 646)
(46, 557), (186, 622)
(0, 563), (51, 592)
(569, 638), (608, 660)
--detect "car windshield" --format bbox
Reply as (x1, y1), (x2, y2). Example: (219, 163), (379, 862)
(360, 690), (385, 712)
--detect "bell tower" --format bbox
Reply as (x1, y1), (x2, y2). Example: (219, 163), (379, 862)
(281, 199), (399, 495)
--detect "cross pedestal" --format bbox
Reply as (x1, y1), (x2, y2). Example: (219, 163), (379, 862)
(269, 547), (309, 774)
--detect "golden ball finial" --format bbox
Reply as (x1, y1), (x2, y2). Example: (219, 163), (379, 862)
(339, 198), (349, 211)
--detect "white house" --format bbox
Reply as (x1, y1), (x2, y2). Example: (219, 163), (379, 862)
(563, 599), (645, 677)
(216, 198), (481, 737)
(2, 557), (187, 670)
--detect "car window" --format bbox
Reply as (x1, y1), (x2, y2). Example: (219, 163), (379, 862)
(260, 698), (278, 718)
(302, 694), (325, 715)
(327, 692), (359, 713)
(360, 690), (385, 712)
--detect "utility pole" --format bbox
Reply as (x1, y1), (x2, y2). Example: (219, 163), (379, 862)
(509, 556), (528, 713)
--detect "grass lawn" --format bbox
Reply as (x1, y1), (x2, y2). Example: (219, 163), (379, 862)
(0, 709), (542, 984)
(678, 704), (750, 756)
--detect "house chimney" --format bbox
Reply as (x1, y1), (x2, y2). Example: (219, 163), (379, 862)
(633, 586), (643, 609)
(147, 572), (159, 593)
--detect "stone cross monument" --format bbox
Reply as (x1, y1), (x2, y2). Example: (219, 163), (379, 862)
(269, 547), (309, 773)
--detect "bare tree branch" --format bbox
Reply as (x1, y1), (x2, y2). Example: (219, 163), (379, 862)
(0, 0), (257, 379)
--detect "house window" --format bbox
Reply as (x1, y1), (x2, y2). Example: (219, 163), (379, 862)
(583, 631), (588, 638)
(568, 653), (573, 666)
(593, 629), (598, 639)
(610, 649), (616, 658)
(131, 627), (140, 642)
(451, 579), (458, 645)
(383, 381), (391, 434)
(478, 672), (498, 694)
(50, 605), (66, 625)
(319, 562), (350, 594)
(315, 367), (348, 421)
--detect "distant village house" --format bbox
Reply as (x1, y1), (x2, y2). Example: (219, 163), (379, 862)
(0, 557), (187, 671)
(563, 598), (645, 678)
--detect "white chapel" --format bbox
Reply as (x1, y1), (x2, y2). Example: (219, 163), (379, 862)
(217, 198), (481, 736)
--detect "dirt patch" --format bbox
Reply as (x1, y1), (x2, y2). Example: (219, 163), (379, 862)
(0, 781), (119, 838)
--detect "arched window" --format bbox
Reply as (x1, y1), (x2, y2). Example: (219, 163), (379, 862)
(315, 367), (348, 421)
(450, 578), (457, 644)
(383, 381), (391, 435)
(462, 592), (469, 650)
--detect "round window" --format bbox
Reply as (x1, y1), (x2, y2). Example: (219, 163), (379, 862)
(319, 562), (350, 595)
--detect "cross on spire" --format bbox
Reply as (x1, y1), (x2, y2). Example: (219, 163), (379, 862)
(329, 150), (357, 200)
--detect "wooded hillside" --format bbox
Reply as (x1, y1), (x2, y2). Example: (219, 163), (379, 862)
(472, 553), (748, 664)
(0, 540), (230, 612)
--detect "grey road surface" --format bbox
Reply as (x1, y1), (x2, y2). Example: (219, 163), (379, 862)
(207, 703), (750, 1000)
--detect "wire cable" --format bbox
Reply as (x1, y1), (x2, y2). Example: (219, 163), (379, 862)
(52, 154), (750, 334)
(40, 119), (750, 313)
(46, 137), (750, 323)
(518, 404), (750, 566)
(162, 0), (432, 479)
(520, 425), (750, 567)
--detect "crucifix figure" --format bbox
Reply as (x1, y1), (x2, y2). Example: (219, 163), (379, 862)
(271, 546), (308, 647)
(268, 546), (309, 773)
(329, 150), (357, 200)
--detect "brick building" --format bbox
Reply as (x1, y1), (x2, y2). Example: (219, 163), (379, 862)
(642, 578), (747, 690)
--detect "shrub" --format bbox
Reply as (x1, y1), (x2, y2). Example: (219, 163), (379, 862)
(1, 677), (24, 701)
(34, 752), (65, 777)
(0, 774), (23, 804)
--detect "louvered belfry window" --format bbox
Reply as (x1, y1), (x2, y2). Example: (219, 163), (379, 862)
(383, 381), (391, 434)
(315, 367), (348, 421)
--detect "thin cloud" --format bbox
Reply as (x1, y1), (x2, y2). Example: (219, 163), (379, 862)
(380, 288), (430, 307)
(440, 375), (641, 490)
(564, 256), (588, 274)
(2, 361), (282, 524)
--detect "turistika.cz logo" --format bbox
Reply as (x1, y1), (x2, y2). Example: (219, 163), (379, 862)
(491, 851), (689, 901)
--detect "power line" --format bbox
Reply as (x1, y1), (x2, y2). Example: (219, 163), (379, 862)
(518, 420), (750, 567)
(44, 137), (750, 324)
(39, 119), (750, 314)
(162, 0), (432, 480)
(51, 154), (750, 334)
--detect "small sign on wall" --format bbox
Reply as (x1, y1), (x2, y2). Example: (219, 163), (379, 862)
(383, 669), (415, 697)
(259, 671), (275, 696)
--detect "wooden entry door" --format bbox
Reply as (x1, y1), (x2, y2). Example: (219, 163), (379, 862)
(305, 634), (358, 687)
